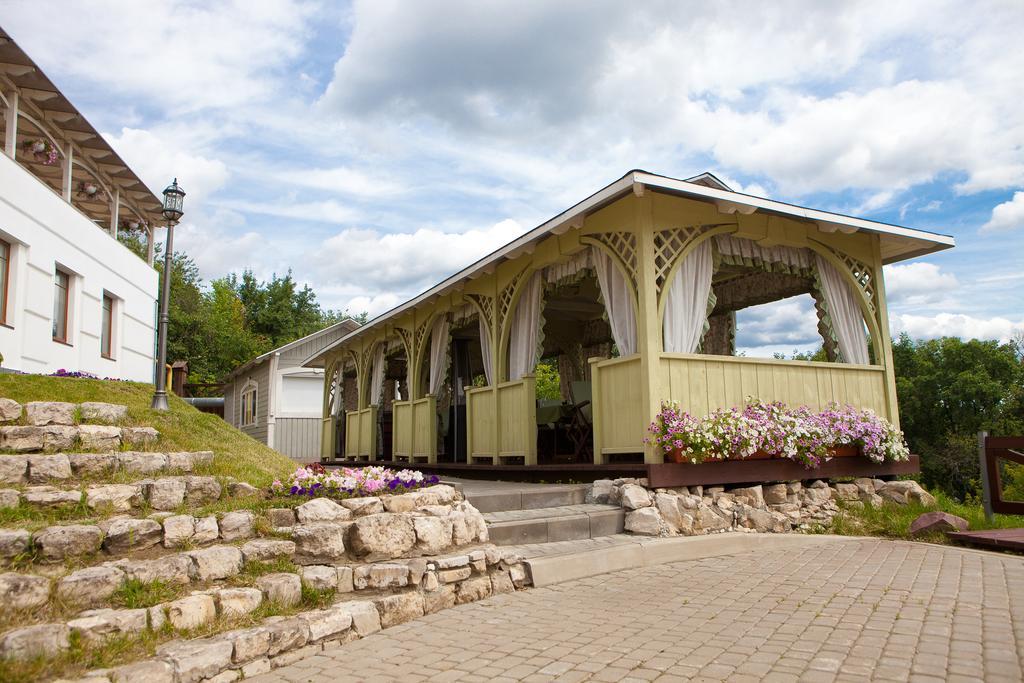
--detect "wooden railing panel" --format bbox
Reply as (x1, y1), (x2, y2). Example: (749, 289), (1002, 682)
(465, 377), (537, 464)
(591, 356), (645, 457)
(392, 401), (412, 460)
(466, 386), (496, 461)
(412, 396), (437, 462)
(344, 411), (360, 457)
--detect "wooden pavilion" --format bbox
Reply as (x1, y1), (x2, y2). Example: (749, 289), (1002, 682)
(303, 171), (953, 482)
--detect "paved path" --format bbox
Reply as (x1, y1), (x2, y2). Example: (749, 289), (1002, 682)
(257, 538), (1024, 682)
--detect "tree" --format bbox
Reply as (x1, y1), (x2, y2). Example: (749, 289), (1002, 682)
(226, 270), (345, 348)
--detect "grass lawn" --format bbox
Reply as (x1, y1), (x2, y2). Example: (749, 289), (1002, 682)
(0, 374), (296, 487)
(830, 489), (1024, 545)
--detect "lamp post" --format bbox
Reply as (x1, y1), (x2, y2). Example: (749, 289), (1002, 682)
(151, 178), (186, 411)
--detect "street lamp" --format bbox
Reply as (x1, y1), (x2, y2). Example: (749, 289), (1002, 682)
(151, 178), (186, 411)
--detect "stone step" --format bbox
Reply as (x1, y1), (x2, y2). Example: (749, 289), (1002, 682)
(0, 450), (211, 485)
(465, 484), (589, 513)
(484, 503), (623, 546)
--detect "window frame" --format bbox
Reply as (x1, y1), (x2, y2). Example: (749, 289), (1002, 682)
(52, 268), (70, 344)
(100, 293), (115, 360)
(240, 381), (258, 427)
(0, 239), (10, 326)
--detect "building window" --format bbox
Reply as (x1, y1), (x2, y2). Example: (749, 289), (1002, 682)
(0, 240), (9, 325)
(241, 382), (258, 426)
(101, 294), (114, 359)
(53, 269), (70, 343)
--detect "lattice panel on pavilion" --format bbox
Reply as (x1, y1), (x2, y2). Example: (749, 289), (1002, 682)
(654, 226), (711, 293)
(830, 250), (876, 314)
(465, 294), (495, 332)
(394, 327), (414, 360)
(592, 232), (638, 287)
(498, 269), (528, 330)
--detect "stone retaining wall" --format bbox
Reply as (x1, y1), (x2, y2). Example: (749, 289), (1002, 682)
(0, 400), (158, 453)
(591, 477), (937, 537)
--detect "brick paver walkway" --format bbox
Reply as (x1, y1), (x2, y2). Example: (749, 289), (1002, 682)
(257, 538), (1024, 682)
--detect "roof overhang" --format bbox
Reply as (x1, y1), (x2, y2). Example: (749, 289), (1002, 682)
(304, 169), (955, 367)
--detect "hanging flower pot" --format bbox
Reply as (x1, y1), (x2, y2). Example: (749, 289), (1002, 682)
(30, 141), (45, 153)
(77, 181), (103, 200)
(23, 139), (59, 165)
(664, 446), (687, 464)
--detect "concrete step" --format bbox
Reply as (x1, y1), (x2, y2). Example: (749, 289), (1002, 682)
(465, 484), (589, 513)
(484, 503), (623, 546)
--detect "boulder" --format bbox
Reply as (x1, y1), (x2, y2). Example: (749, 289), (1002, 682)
(100, 517), (163, 553)
(186, 545), (244, 581)
(737, 505), (775, 532)
(0, 623), (70, 660)
(339, 496), (384, 516)
(228, 481), (261, 497)
(832, 483), (862, 502)
(166, 452), (198, 472)
(0, 426), (44, 453)
(853, 477), (876, 495)
(413, 515), (453, 553)
(802, 486), (832, 504)
(348, 513), (416, 559)
(654, 492), (692, 534)
(193, 515), (220, 544)
(157, 637), (234, 683)
(335, 600), (381, 636)
(354, 563), (409, 590)
(163, 515), (196, 548)
(455, 575), (492, 604)
(620, 484), (653, 510)
(57, 566), (125, 607)
(695, 506), (732, 533)
(145, 478), (186, 510)
(375, 591), (425, 628)
(291, 522), (350, 564)
(257, 573), (302, 607)
(0, 572), (50, 609)
(86, 484), (143, 512)
(295, 497), (351, 523)
(0, 489), (17, 509)
(625, 507), (672, 536)
(121, 427), (159, 447)
(111, 555), (192, 585)
(107, 660), (175, 683)
(300, 604), (353, 642)
(184, 476), (222, 505)
(761, 483), (788, 506)
(264, 617), (309, 656)
(240, 538), (296, 563)
(0, 454), (28, 484)
(78, 402), (128, 424)
(910, 511), (968, 536)
(166, 594), (217, 629)
(117, 451), (167, 475)
(382, 492), (419, 513)
(879, 480), (936, 506)
(78, 425), (122, 450)
(24, 401), (75, 426)
(0, 528), (31, 560)
(268, 508), (296, 527)
(67, 607), (147, 643)
(299, 565), (338, 591)
(225, 626), (271, 663)
(27, 453), (72, 483)
(68, 452), (118, 476)
(35, 524), (103, 561)
(423, 584), (457, 614)
(586, 479), (615, 504)
(730, 485), (764, 508)
(41, 426), (77, 451)
(0, 398), (21, 422)
(218, 510), (255, 541)
(490, 568), (515, 594)
(23, 485), (80, 507)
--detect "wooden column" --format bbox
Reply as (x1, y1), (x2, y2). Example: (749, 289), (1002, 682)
(110, 188), (120, 237)
(871, 236), (901, 427)
(633, 191), (663, 464)
(3, 90), (17, 158)
(62, 142), (74, 202)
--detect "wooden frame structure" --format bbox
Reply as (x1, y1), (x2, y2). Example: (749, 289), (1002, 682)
(304, 171), (954, 471)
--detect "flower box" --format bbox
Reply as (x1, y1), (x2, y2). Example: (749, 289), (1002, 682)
(665, 443), (861, 464)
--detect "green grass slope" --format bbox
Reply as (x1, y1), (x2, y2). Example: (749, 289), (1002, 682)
(0, 374), (295, 487)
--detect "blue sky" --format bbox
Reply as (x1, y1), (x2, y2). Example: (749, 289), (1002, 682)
(4, 1), (1023, 356)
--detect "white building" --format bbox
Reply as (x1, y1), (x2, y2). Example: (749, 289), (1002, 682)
(0, 28), (164, 381)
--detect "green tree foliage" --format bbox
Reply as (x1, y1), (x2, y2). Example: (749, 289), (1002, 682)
(225, 270), (343, 348)
(534, 359), (561, 401)
(893, 334), (1024, 500)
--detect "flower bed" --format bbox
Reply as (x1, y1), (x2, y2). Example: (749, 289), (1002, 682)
(271, 464), (441, 499)
(647, 398), (909, 468)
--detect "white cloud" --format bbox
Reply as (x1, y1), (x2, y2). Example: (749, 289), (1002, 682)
(981, 192), (1024, 233)
(883, 262), (959, 306)
(103, 128), (229, 203)
(735, 296), (822, 349)
(172, 219), (270, 281)
(891, 313), (1024, 343)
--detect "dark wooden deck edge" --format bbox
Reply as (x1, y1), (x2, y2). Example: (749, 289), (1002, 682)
(947, 529), (1024, 552)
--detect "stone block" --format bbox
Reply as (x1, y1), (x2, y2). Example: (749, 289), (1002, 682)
(375, 591), (425, 629)
(300, 604), (353, 642)
(354, 563), (409, 590)
(193, 515), (220, 544)
(0, 571), (50, 609)
(413, 514), (453, 553)
(166, 452), (197, 472)
(336, 566), (354, 592)
(625, 507), (672, 536)
(86, 484), (143, 512)
(490, 568), (515, 594)
(240, 658), (271, 677)
(264, 617), (309, 656)
(509, 563), (528, 588)
(348, 513), (416, 559)
(25, 401), (75, 426)
(241, 538), (296, 563)
(0, 623), (70, 661)
(832, 482), (861, 501)
(0, 489), (18, 508)
(437, 566), (472, 583)
(227, 626), (271, 663)
(23, 485), (81, 507)
(257, 572), (302, 607)
(163, 515), (196, 548)
(216, 587), (264, 617)
(457, 501), (489, 542)
(219, 510), (255, 542)
(619, 483), (653, 510)
(57, 566), (125, 607)
(300, 565), (338, 591)
(879, 480), (936, 506)
(107, 660), (175, 683)
(730, 485), (764, 508)
(228, 481), (261, 497)
(145, 477), (186, 510)
(100, 517), (163, 553)
(292, 522), (350, 564)
(455, 575), (492, 604)
(295, 497), (351, 523)
(0, 528), (31, 560)
(910, 511), (969, 536)
(68, 607), (147, 643)
(763, 483), (788, 505)
(35, 523), (103, 561)
(78, 402), (128, 424)
(435, 554), (469, 569)
(268, 508), (296, 527)
(382, 492), (419, 513)
(184, 476), (222, 505)
(336, 600), (381, 636)
(79, 425), (122, 450)
(167, 593), (217, 629)
(117, 451), (167, 475)
(157, 637), (234, 683)
(0, 426), (44, 453)
(121, 427), (159, 447)
(0, 398), (21, 422)
(149, 604), (167, 631)
(110, 555), (192, 585)
(0, 455), (27, 484)
(586, 479), (615, 504)
(654, 492), (691, 534)
(423, 584), (457, 614)
(186, 545), (244, 581)
(41, 426), (77, 451)
(69, 452), (117, 476)
(695, 506), (732, 533)
(27, 453), (72, 483)
(339, 496), (384, 516)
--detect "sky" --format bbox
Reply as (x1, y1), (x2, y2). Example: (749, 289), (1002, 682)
(3, 0), (1023, 357)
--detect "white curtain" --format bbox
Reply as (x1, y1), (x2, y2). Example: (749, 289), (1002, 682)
(544, 249), (592, 284)
(369, 344), (386, 407)
(663, 240), (715, 353)
(592, 247), (638, 356)
(427, 316), (451, 396)
(715, 234), (812, 271)
(478, 316), (494, 386)
(814, 254), (870, 365)
(508, 271), (543, 379)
